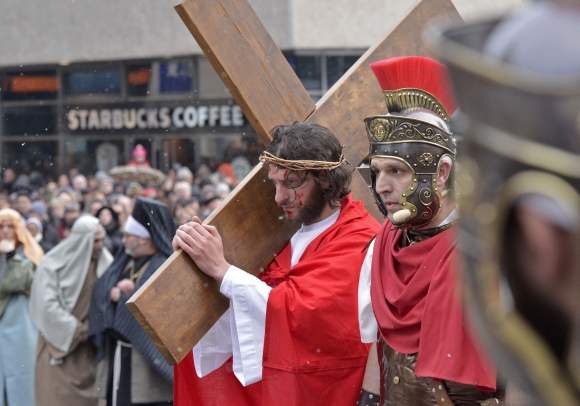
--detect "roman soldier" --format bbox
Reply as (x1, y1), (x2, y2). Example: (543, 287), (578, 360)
(358, 56), (502, 405)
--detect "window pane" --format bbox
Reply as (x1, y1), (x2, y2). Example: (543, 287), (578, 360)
(70, 139), (124, 174)
(0, 70), (58, 101)
(3, 141), (58, 178)
(127, 64), (152, 97)
(64, 69), (121, 95)
(286, 55), (321, 90)
(326, 55), (360, 88)
(2, 106), (57, 135)
(159, 61), (192, 93)
(197, 58), (229, 98)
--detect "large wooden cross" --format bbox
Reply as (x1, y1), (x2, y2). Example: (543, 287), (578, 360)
(126, 0), (460, 365)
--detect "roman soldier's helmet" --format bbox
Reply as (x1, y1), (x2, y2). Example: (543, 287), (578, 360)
(364, 56), (458, 228)
(429, 1), (580, 405)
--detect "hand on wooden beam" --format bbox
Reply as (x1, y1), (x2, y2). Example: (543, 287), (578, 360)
(173, 217), (232, 285)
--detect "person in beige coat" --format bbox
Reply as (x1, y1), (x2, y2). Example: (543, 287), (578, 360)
(30, 215), (113, 406)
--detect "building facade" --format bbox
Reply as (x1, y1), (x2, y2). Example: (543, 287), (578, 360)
(0, 0), (526, 178)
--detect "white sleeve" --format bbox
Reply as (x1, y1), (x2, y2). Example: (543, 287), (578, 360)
(359, 239), (378, 343)
(193, 266), (272, 383)
(193, 307), (234, 377)
(218, 265), (272, 386)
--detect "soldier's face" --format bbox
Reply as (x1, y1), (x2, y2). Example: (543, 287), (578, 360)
(268, 165), (326, 225)
(507, 203), (580, 325)
(370, 157), (413, 223)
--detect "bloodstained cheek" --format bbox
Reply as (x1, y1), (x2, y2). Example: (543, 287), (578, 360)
(296, 192), (304, 206)
(268, 166), (280, 176)
(283, 170), (289, 180)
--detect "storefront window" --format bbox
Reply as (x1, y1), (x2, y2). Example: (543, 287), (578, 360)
(64, 68), (121, 95)
(2, 106), (57, 136)
(197, 58), (229, 99)
(0, 69), (58, 101)
(326, 55), (360, 88)
(127, 64), (152, 97)
(286, 55), (321, 90)
(69, 139), (124, 174)
(2, 140), (58, 177)
(159, 60), (192, 93)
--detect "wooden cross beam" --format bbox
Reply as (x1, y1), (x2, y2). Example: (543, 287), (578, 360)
(126, 0), (460, 365)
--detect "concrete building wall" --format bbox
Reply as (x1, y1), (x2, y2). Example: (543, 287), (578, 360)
(0, 0), (292, 67)
(291, 0), (529, 49)
(0, 0), (528, 67)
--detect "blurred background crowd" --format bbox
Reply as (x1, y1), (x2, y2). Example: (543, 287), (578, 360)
(0, 144), (241, 256)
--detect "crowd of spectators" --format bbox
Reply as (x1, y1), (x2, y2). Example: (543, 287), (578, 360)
(0, 160), (240, 255)
(0, 148), (246, 404)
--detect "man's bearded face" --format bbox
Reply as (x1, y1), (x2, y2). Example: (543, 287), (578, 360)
(268, 165), (327, 226)
(123, 232), (142, 257)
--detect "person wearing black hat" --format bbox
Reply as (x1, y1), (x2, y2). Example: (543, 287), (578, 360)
(89, 197), (176, 406)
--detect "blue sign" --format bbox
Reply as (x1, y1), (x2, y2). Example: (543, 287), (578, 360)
(160, 61), (192, 93)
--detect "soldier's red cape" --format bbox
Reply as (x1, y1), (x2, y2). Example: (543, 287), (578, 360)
(174, 194), (380, 405)
(370, 222), (497, 391)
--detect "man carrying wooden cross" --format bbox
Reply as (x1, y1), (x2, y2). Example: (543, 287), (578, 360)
(173, 122), (380, 406)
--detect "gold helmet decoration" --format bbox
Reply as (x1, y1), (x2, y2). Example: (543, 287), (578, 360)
(365, 56), (458, 229)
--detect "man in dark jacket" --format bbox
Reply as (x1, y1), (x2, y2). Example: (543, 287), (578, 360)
(89, 197), (176, 406)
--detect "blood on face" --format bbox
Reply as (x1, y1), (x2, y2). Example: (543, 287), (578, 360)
(296, 192), (304, 206)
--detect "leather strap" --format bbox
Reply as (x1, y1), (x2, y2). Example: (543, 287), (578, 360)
(427, 379), (454, 406)
(426, 379), (503, 406)
(357, 389), (380, 406)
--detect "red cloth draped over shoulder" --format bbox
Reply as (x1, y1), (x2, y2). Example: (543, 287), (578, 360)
(370, 220), (497, 391)
(174, 194), (380, 406)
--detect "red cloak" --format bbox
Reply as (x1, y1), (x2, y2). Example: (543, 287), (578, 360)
(174, 194), (380, 406)
(370, 221), (497, 391)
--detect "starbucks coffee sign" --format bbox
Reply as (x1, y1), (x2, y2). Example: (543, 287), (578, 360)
(66, 101), (246, 134)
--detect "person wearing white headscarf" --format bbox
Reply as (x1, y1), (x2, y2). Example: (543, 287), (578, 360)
(30, 215), (113, 406)
(26, 216), (54, 253)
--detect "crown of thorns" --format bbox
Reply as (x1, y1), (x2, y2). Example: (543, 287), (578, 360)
(259, 151), (346, 170)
